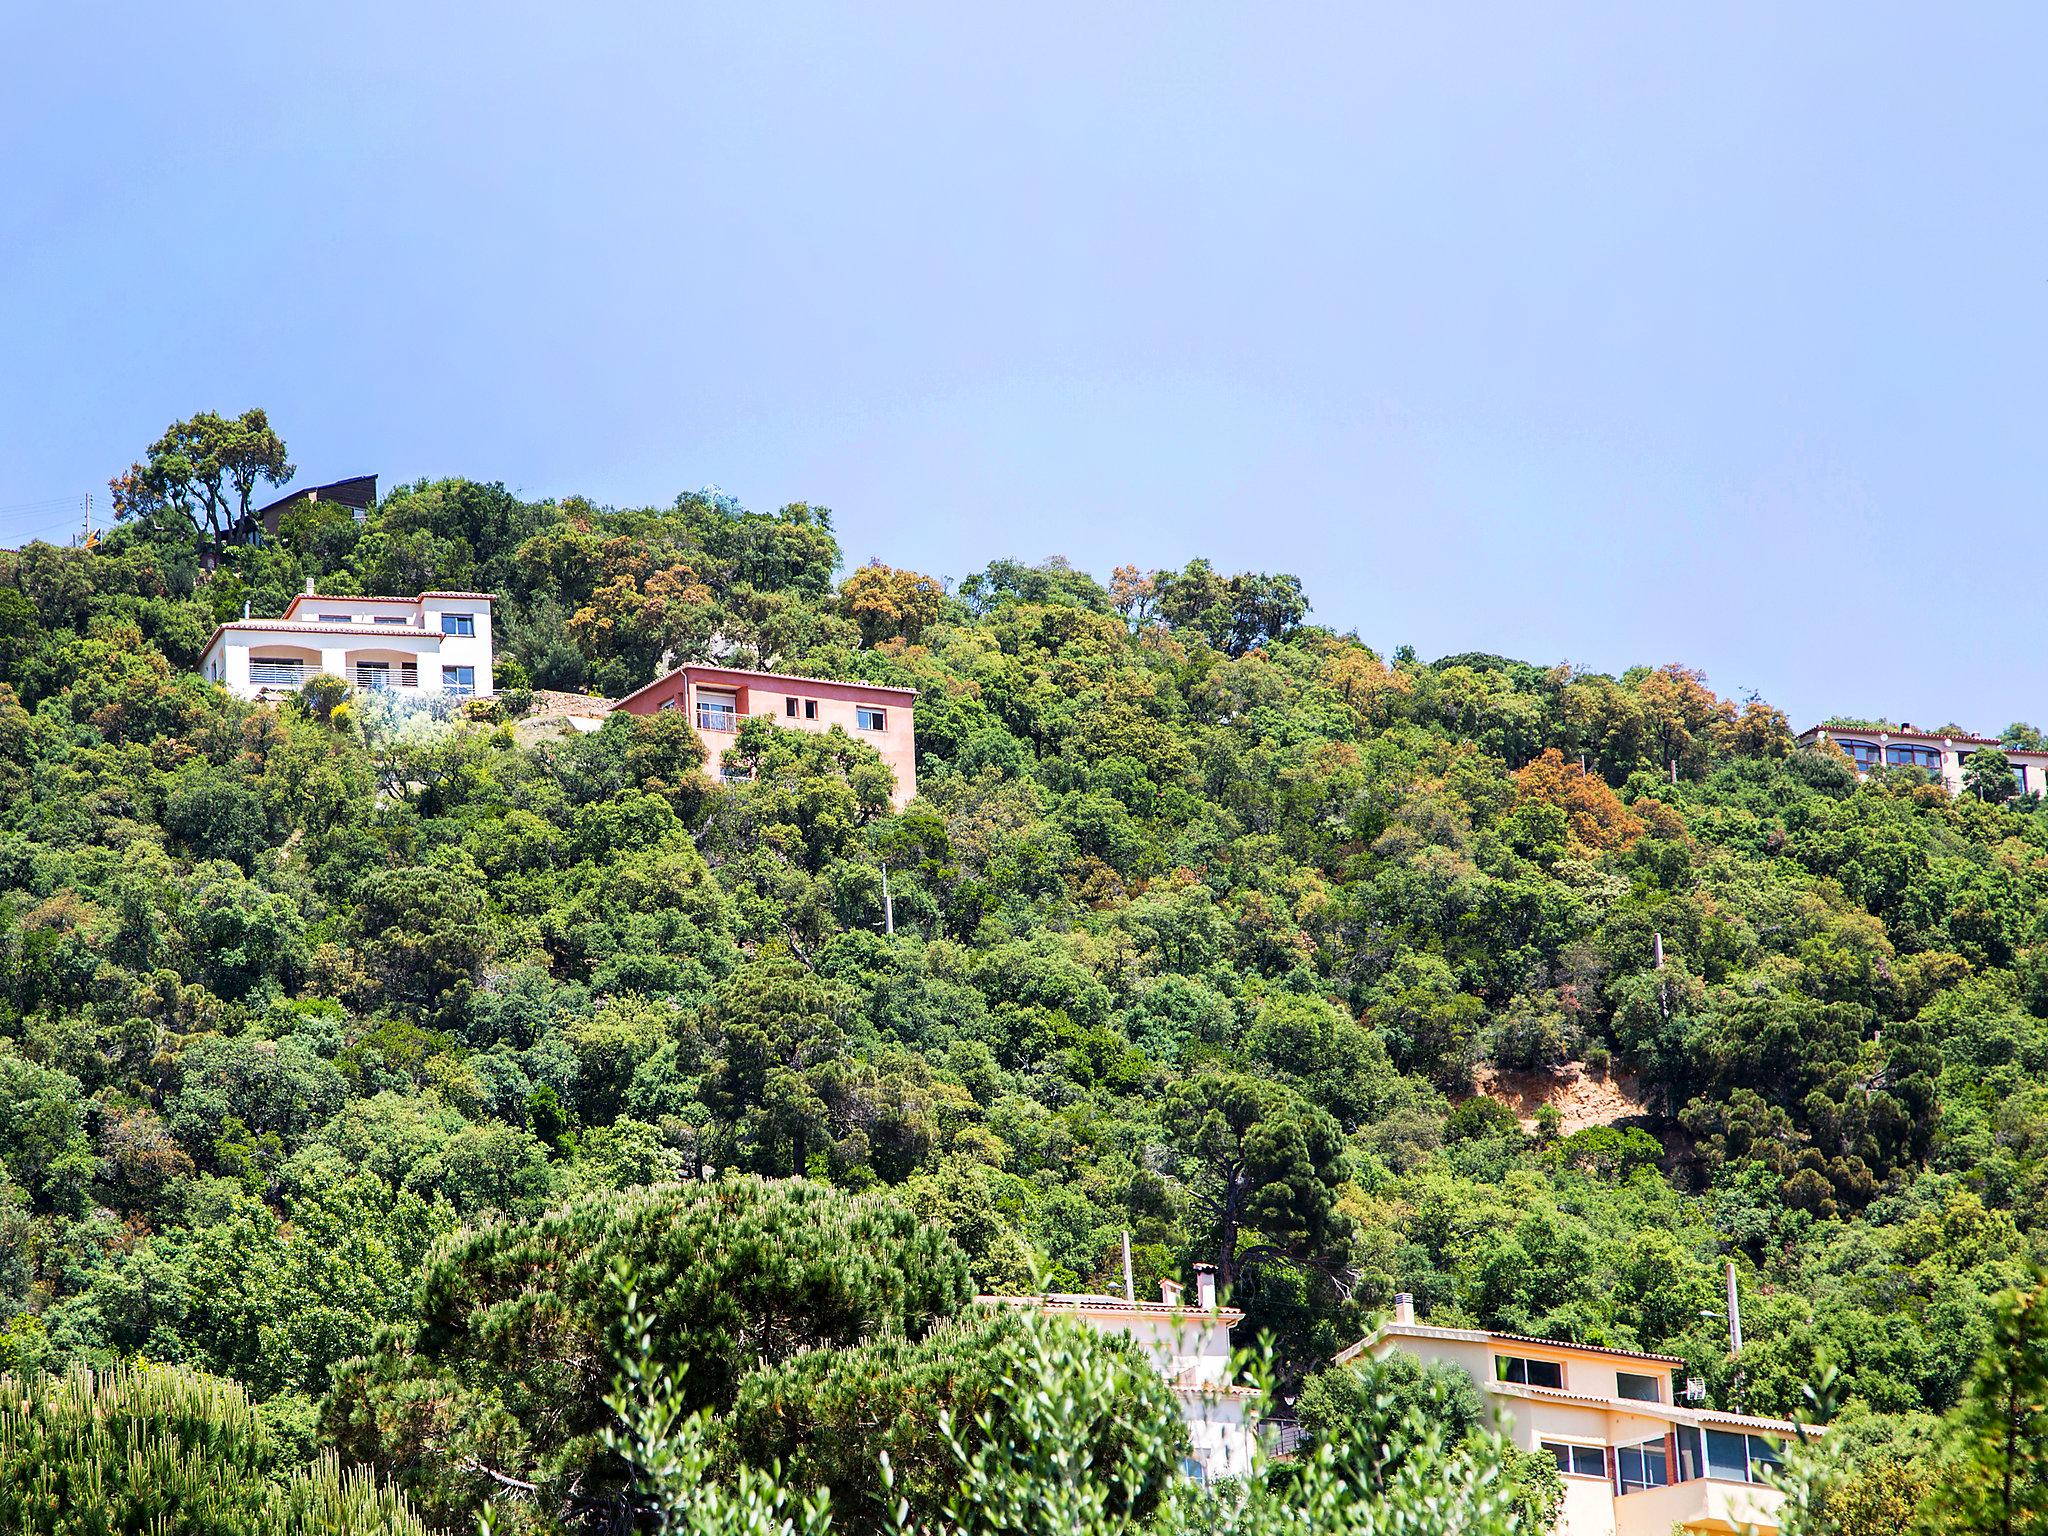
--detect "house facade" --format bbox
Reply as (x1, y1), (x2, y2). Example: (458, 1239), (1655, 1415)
(612, 663), (917, 809)
(1338, 1299), (1801, 1536)
(1799, 722), (2047, 797)
(981, 1268), (1258, 1485)
(200, 586), (495, 701)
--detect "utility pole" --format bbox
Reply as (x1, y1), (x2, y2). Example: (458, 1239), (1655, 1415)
(81, 492), (94, 548)
(880, 865), (895, 936)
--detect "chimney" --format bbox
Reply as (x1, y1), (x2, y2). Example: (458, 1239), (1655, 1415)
(305, 578), (315, 595)
(1394, 1292), (1416, 1326)
(1193, 1263), (1217, 1311)
(1160, 1277), (1185, 1307)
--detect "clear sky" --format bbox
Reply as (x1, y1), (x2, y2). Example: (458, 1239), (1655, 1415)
(4, 3), (2044, 730)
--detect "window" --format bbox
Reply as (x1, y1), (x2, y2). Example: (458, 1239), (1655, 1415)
(317, 613), (351, 623)
(1495, 1355), (1564, 1389)
(1885, 743), (1942, 770)
(1615, 1438), (1669, 1493)
(1542, 1442), (1607, 1479)
(1705, 1430), (1757, 1482)
(856, 705), (887, 731)
(697, 693), (739, 732)
(374, 616), (406, 625)
(445, 665), (476, 697)
(2016, 765), (2030, 793)
(1675, 1426), (1703, 1482)
(1617, 1371), (1663, 1403)
(786, 697), (800, 717)
(1837, 739), (1880, 770)
(805, 699), (818, 719)
(441, 612), (475, 637)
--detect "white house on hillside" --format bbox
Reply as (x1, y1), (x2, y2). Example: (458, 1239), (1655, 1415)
(981, 1266), (1259, 1485)
(200, 585), (495, 702)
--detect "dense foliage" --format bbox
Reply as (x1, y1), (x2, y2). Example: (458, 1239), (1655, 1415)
(10, 421), (2048, 1528)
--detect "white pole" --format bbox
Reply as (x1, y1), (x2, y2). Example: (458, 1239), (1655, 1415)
(1122, 1231), (1135, 1303)
(881, 865), (895, 936)
(1726, 1260), (1742, 1356)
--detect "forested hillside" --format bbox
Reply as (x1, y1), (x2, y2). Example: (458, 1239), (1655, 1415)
(5, 453), (2048, 1529)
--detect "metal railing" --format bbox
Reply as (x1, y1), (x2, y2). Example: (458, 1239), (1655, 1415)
(248, 662), (304, 687)
(697, 704), (739, 732)
(351, 665), (419, 691)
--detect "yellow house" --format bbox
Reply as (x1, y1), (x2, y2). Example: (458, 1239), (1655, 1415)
(1336, 1298), (1808, 1535)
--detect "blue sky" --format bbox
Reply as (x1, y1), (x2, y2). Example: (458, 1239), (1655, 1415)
(4, 3), (2044, 730)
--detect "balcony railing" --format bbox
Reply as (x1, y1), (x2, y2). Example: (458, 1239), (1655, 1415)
(352, 664), (420, 691)
(249, 662), (305, 687)
(697, 703), (739, 732)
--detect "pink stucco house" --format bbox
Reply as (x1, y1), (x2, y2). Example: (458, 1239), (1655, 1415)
(612, 663), (917, 809)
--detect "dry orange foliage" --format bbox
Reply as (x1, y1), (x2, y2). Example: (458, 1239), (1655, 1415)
(1514, 747), (1643, 852)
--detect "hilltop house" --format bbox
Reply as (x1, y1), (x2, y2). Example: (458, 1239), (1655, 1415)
(980, 1267), (1258, 1485)
(613, 663), (917, 809)
(249, 473), (378, 542)
(200, 584), (495, 701)
(1798, 722), (2046, 797)
(1338, 1298), (1803, 1535)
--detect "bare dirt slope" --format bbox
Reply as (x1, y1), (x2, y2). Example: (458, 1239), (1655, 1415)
(1469, 1062), (1654, 1134)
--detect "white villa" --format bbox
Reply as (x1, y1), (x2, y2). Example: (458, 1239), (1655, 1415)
(1799, 722), (2047, 797)
(981, 1266), (1259, 1485)
(200, 585), (496, 702)
(1338, 1297), (1804, 1535)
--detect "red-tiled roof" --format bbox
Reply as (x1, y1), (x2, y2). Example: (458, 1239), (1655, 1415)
(1487, 1329), (1684, 1366)
(1802, 724), (2003, 747)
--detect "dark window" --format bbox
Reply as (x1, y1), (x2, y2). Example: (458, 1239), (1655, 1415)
(1675, 1426), (1703, 1482)
(1705, 1430), (1751, 1482)
(1616, 1438), (1669, 1493)
(786, 697), (800, 717)
(441, 612), (475, 636)
(1617, 1372), (1663, 1403)
(856, 705), (887, 731)
(1496, 1355), (1564, 1389)
(805, 699), (818, 719)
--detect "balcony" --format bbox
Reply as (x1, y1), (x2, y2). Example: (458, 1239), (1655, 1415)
(249, 661), (305, 688)
(697, 703), (739, 732)
(1612, 1477), (1784, 1535)
(351, 664), (420, 691)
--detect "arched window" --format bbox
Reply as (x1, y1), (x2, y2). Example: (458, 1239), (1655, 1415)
(1885, 743), (1942, 770)
(1835, 739), (1880, 770)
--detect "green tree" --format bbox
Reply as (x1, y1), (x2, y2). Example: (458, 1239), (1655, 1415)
(323, 1176), (972, 1531)
(1167, 1072), (1356, 1299)
(1965, 748), (2020, 803)
(1929, 1276), (2048, 1535)
(0, 1363), (424, 1536)
(109, 407), (294, 563)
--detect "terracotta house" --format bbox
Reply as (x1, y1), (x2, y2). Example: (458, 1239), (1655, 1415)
(612, 663), (917, 809)
(1337, 1298), (1805, 1535)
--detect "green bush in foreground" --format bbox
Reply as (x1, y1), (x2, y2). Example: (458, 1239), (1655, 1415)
(600, 1290), (1545, 1536)
(0, 1362), (423, 1536)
